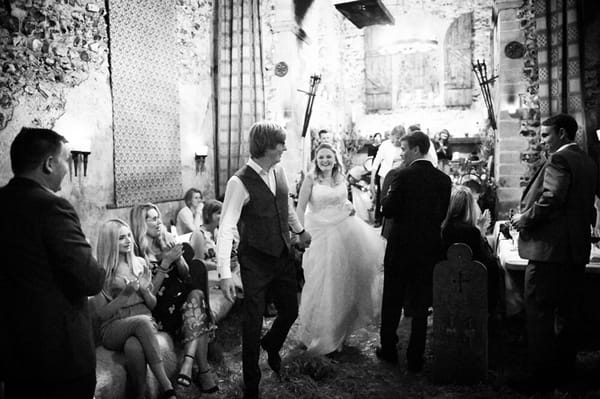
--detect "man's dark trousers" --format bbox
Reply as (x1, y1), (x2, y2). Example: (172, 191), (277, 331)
(239, 246), (298, 396)
(380, 265), (429, 367)
(524, 260), (584, 388)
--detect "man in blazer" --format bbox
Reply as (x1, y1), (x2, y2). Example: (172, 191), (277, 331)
(0, 128), (106, 399)
(511, 114), (598, 394)
(376, 131), (451, 372)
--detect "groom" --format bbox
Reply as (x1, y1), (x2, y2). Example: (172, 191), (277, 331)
(217, 121), (311, 399)
(376, 131), (451, 372)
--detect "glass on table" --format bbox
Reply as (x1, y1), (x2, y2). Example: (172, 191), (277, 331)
(508, 208), (518, 250)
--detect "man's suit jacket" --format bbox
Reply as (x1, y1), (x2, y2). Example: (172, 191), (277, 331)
(518, 144), (598, 264)
(380, 165), (401, 240)
(0, 177), (105, 382)
(382, 159), (452, 273)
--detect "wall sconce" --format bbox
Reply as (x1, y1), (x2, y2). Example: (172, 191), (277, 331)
(71, 150), (91, 177)
(195, 145), (209, 174)
(507, 93), (540, 120)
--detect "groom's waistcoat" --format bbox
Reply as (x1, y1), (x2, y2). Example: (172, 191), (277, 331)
(235, 165), (290, 257)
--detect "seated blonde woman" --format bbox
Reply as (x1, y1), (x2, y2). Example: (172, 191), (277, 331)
(440, 185), (500, 316)
(95, 219), (176, 399)
(130, 203), (218, 393)
(176, 188), (204, 234)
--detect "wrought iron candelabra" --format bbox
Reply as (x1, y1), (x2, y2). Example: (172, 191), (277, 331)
(472, 60), (498, 130)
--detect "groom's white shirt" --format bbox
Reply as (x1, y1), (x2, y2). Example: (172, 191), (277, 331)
(216, 158), (303, 279)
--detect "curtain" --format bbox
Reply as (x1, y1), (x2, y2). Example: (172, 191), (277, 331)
(215, 0), (266, 196)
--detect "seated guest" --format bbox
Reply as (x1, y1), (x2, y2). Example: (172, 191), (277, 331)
(176, 188), (204, 234)
(199, 199), (243, 295)
(187, 231), (214, 325)
(95, 219), (176, 399)
(461, 177), (491, 235)
(197, 199), (220, 271)
(130, 204), (218, 393)
(441, 185), (500, 315)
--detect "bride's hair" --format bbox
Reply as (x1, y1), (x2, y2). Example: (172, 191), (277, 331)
(311, 143), (344, 184)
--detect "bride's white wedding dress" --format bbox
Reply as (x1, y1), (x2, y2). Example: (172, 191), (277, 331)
(298, 181), (384, 355)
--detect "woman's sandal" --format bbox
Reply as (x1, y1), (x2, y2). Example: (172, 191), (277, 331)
(176, 354), (195, 388)
(162, 388), (177, 399)
(197, 368), (219, 393)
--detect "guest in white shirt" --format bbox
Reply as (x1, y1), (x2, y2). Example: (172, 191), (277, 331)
(216, 121), (311, 399)
(176, 188), (203, 234)
(370, 125), (405, 227)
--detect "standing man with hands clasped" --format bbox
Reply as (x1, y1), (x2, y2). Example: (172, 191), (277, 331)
(0, 128), (106, 399)
(509, 114), (599, 395)
(216, 121), (311, 399)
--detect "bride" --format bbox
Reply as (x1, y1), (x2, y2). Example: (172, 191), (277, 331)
(296, 143), (384, 355)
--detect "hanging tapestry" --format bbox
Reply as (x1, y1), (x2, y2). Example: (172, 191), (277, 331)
(215, 0), (265, 196)
(109, 0), (182, 207)
(535, 0), (586, 148)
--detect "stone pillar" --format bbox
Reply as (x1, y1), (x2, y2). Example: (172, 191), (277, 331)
(494, 0), (527, 216)
(267, 0), (308, 178)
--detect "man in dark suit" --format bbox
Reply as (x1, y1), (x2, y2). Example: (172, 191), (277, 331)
(376, 131), (451, 372)
(0, 128), (106, 399)
(510, 114), (598, 394)
(217, 121), (311, 399)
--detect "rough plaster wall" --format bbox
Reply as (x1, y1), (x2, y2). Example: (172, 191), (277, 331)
(262, 0), (494, 155)
(0, 0), (216, 252)
(177, 0), (215, 199)
(354, 0), (494, 136)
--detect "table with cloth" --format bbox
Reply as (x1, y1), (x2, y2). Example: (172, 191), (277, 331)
(493, 222), (600, 347)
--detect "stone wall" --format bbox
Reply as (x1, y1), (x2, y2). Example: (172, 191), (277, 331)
(352, 0), (494, 138)
(493, 0), (529, 215)
(0, 0), (215, 252)
(261, 0), (364, 180)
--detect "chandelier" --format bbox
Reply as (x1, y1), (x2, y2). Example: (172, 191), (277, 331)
(377, 3), (441, 55)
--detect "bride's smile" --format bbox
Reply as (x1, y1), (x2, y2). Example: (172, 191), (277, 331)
(316, 149), (335, 172)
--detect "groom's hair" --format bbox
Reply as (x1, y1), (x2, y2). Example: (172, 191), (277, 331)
(248, 121), (286, 158)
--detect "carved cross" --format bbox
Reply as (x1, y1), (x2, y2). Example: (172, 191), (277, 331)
(452, 271), (470, 293)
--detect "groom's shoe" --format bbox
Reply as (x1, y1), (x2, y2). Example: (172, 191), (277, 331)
(260, 340), (281, 374)
(375, 346), (398, 364)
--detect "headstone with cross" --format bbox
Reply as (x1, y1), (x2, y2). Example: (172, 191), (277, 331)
(433, 243), (488, 384)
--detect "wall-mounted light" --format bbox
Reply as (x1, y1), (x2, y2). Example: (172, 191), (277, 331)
(71, 150), (91, 177)
(507, 93), (530, 120)
(195, 145), (209, 174)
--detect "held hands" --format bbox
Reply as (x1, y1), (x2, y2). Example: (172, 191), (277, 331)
(298, 230), (312, 249)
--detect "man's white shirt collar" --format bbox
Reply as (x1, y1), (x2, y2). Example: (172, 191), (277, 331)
(248, 158), (272, 176)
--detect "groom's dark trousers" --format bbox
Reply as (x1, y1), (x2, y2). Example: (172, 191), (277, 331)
(380, 159), (451, 367)
(239, 246), (298, 395)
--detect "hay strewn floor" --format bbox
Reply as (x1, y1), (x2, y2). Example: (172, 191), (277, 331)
(175, 303), (600, 399)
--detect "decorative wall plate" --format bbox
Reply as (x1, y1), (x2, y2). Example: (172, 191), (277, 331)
(504, 41), (526, 59)
(274, 61), (288, 77)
